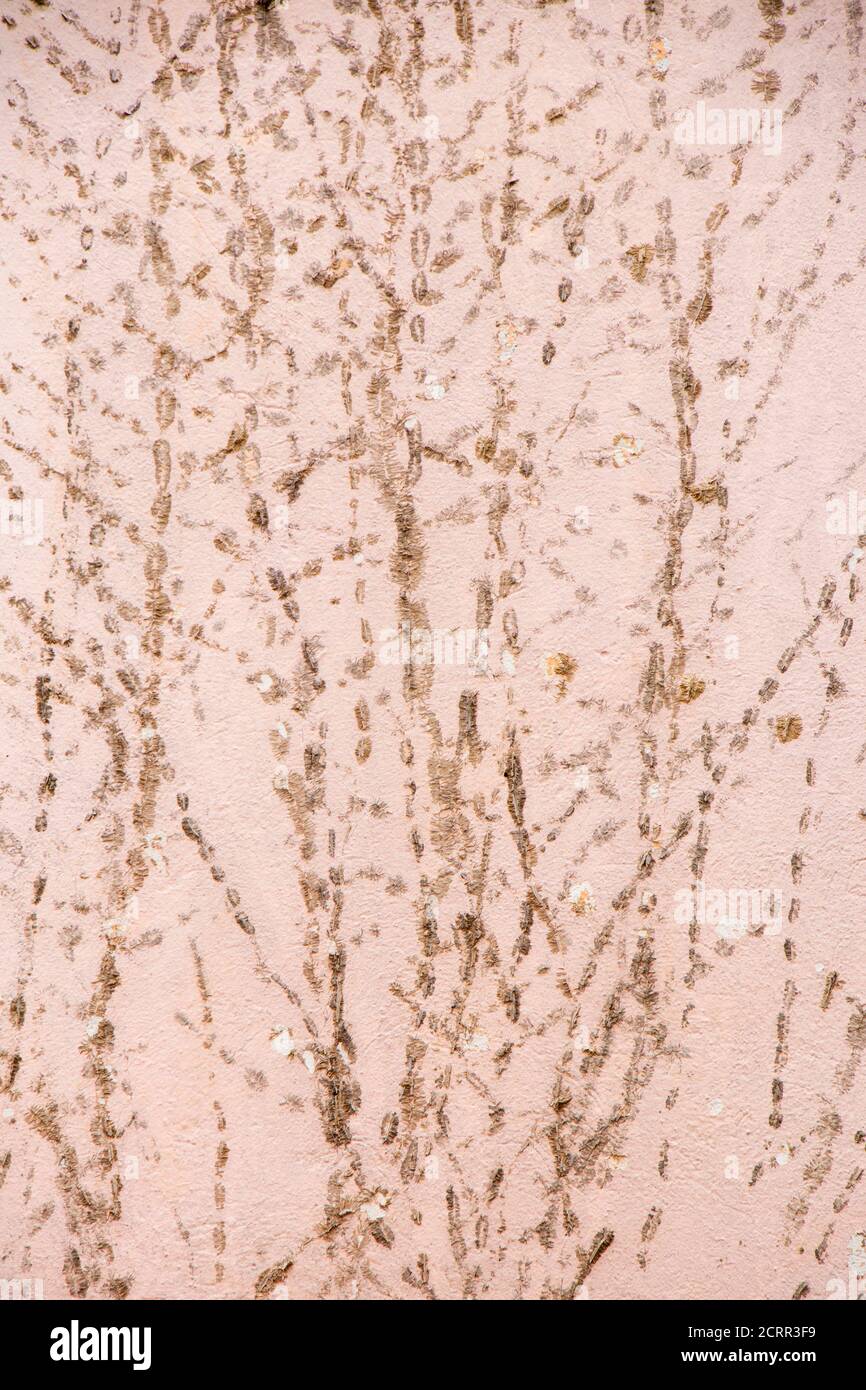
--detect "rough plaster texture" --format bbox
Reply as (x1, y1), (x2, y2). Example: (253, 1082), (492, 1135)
(1, 0), (865, 1303)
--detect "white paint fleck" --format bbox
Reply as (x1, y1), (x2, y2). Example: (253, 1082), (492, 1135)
(272, 1030), (295, 1057)
(611, 432), (644, 468)
(569, 881), (596, 915)
(424, 372), (445, 400)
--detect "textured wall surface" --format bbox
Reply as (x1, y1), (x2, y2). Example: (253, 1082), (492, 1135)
(1, 0), (865, 1302)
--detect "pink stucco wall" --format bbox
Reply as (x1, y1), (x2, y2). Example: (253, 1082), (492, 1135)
(1, 0), (865, 1300)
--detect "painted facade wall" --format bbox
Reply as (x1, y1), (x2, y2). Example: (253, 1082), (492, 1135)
(1, 0), (865, 1301)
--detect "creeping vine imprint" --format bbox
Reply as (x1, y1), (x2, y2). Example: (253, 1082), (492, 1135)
(0, 0), (865, 1301)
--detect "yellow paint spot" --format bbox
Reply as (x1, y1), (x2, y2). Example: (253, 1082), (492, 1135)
(678, 676), (705, 703)
(545, 651), (576, 699)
